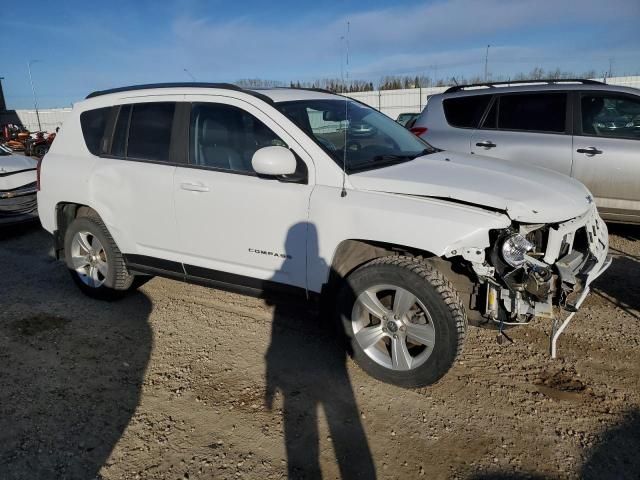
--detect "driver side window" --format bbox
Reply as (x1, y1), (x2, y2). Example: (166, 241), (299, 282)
(190, 103), (287, 173)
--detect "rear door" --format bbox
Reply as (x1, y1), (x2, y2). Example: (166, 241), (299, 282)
(470, 92), (573, 175)
(572, 91), (640, 222)
(90, 100), (184, 264)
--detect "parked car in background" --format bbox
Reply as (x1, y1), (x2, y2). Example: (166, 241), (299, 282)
(0, 144), (38, 225)
(38, 83), (609, 387)
(348, 121), (377, 137)
(396, 112), (420, 127)
(411, 79), (640, 224)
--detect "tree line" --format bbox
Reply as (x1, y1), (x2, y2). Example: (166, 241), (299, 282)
(236, 67), (604, 93)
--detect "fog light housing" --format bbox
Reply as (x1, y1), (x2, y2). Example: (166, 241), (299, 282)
(501, 234), (534, 267)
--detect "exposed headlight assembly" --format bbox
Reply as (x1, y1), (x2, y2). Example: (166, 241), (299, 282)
(501, 233), (534, 267)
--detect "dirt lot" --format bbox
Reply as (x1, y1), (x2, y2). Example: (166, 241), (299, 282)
(1, 222), (639, 480)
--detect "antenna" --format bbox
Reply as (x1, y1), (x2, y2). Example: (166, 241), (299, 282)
(340, 21), (350, 198)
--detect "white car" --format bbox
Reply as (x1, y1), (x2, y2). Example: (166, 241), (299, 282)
(0, 144), (38, 225)
(37, 83), (610, 387)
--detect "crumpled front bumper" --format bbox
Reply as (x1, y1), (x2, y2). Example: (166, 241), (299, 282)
(545, 206), (612, 357)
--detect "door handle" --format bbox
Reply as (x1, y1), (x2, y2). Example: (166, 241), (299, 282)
(475, 141), (496, 148)
(180, 182), (210, 192)
(576, 147), (603, 156)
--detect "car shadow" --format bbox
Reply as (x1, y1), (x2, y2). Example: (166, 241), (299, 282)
(264, 222), (376, 479)
(606, 222), (640, 242)
(0, 227), (152, 479)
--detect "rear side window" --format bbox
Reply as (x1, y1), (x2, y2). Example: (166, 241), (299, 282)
(110, 104), (131, 158)
(80, 107), (110, 155)
(127, 103), (175, 162)
(443, 95), (492, 128)
(498, 93), (566, 133)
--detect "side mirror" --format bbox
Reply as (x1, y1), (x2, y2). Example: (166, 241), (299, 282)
(252, 146), (297, 176)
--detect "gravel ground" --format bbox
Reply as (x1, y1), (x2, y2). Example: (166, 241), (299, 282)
(0, 222), (639, 480)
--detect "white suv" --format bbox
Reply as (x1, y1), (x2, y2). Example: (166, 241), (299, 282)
(38, 83), (610, 387)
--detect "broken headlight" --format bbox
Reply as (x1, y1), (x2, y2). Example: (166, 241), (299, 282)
(501, 233), (534, 267)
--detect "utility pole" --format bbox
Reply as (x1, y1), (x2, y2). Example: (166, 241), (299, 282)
(484, 44), (490, 82)
(27, 60), (42, 131)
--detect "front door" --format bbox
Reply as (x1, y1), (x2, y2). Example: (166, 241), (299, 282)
(173, 98), (314, 291)
(572, 91), (640, 222)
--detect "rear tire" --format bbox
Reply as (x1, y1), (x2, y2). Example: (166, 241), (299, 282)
(64, 216), (135, 300)
(337, 255), (467, 388)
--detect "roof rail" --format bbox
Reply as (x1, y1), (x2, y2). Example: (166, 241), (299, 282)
(444, 78), (603, 93)
(85, 82), (243, 99)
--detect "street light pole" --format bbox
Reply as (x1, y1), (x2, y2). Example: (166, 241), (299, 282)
(183, 68), (196, 81)
(484, 44), (490, 82)
(27, 60), (42, 131)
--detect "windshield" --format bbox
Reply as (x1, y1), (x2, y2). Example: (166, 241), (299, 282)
(276, 99), (435, 173)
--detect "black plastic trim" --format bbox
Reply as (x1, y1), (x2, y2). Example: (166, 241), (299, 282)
(86, 83), (242, 99)
(123, 254), (308, 299)
(125, 254), (184, 275)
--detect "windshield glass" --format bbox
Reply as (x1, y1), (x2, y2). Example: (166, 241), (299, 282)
(276, 99), (435, 173)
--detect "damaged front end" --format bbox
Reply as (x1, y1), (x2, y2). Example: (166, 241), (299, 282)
(454, 206), (611, 357)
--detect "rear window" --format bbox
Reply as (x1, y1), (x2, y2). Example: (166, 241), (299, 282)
(80, 107), (110, 155)
(443, 95), (492, 128)
(498, 93), (566, 133)
(127, 103), (175, 162)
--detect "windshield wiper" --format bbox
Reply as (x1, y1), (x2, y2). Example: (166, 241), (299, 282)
(372, 148), (432, 162)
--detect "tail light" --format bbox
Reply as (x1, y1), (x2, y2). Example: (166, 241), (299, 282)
(410, 126), (428, 136)
(36, 157), (43, 191)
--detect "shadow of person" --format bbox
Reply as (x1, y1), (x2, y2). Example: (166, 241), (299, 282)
(264, 222), (376, 479)
(580, 408), (640, 479)
(0, 227), (152, 479)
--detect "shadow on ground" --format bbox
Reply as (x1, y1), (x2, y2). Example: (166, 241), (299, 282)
(264, 222), (376, 479)
(0, 226), (152, 479)
(467, 408), (640, 480)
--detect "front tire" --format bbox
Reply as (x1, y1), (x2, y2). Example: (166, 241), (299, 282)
(337, 256), (467, 388)
(64, 216), (135, 300)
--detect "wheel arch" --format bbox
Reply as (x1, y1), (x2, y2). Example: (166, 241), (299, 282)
(54, 202), (103, 258)
(325, 238), (481, 323)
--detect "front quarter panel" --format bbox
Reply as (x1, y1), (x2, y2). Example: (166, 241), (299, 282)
(307, 186), (511, 292)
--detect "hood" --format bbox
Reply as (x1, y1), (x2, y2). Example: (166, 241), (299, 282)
(0, 154), (38, 174)
(349, 151), (593, 223)
(0, 154), (37, 191)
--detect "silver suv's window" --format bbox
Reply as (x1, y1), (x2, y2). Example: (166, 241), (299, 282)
(496, 93), (566, 133)
(443, 95), (492, 128)
(190, 103), (287, 173)
(581, 94), (640, 139)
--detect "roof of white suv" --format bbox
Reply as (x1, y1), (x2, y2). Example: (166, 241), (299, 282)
(85, 82), (341, 104)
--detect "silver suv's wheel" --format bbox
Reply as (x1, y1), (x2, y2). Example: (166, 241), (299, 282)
(338, 256), (467, 388)
(64, 216), (135, 300)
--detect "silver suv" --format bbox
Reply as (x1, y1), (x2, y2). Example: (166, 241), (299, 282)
(411, 80), (640, 224)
